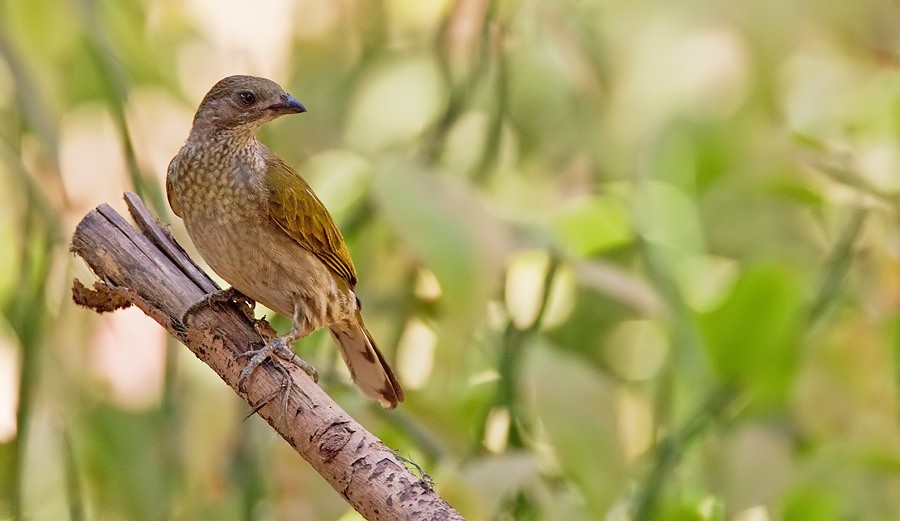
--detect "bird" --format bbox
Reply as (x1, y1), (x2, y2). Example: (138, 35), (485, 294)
(166, 75), (404, 408)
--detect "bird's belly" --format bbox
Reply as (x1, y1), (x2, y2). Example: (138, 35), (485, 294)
(185, 214), (354, 331)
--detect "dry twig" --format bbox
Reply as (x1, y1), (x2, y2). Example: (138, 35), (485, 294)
(70, 192), (462, 521)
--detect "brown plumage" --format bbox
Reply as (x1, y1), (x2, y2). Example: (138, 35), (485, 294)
(166, 75), (403, 408)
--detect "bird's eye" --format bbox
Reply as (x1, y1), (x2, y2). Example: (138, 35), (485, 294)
(236, 90), (257, 107)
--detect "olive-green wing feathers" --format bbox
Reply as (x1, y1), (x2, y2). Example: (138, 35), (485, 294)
(265, 155), (358, 287)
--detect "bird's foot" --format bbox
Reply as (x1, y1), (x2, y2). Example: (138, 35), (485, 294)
(237, 337), (318, 419)
(237, 336), (319, 390)
(181, 287), (256, 325)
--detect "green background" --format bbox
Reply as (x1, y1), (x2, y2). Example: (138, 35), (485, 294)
(1, 0), (899, 519)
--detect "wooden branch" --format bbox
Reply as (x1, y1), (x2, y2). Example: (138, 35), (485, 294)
(70, 193), (463, 521)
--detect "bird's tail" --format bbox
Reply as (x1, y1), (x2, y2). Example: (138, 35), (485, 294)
(329, 317), (404, 408)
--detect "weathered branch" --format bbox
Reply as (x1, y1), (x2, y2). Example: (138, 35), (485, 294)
(70, 192), (463, 521)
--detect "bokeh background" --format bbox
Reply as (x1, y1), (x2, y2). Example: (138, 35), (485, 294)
(1, 0), (899, 519)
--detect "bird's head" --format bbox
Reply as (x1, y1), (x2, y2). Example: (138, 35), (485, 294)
(190, 75), (306, 136)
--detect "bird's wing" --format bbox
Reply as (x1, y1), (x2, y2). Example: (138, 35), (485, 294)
(265, 155), (358, 287)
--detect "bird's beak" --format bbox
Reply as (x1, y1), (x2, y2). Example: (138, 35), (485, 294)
(270, 93), (307, 114)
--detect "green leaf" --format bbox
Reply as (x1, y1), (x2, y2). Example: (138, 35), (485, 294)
(698, 263), (803, 405)
(782, 486), (840, 521)
(552, 194), (633, 256)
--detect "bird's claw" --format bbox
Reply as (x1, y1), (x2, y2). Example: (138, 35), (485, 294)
(182, 287), (256, 325)
(237, 337), (318, 420)
(237, 337), (319, 390)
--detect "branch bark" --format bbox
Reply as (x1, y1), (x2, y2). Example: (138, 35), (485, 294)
(70, 192), (463, 521)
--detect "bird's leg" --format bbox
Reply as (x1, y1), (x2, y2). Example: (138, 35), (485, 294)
(238, 299), (318, 418)
(237, 297), (318, 395)
(182, 286), (257, 325)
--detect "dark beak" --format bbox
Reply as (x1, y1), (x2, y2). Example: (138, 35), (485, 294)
(271, 93), (307, 114)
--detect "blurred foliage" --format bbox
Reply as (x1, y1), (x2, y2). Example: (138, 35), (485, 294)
(1, 0), (900, 519)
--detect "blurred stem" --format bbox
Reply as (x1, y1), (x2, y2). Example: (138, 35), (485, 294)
(0, 28), (65, 516)
(631, 239), (717, 517)
(629, 178), (723, 517)
(807, 208), (866, 326)
(77, 0), (168, 217)
(637, 234), (707, 382)
(352, 0), (388, 68)
(896, 314), (900, 425)
(0, 24), (65, 243)
(424, 0), (498, 164)
(0, 30), (61, 172)
(427, 0), (507, 182)
(0, 134), (63, 244)
(377, 407), (446, 462)
(230, 421), (267, 521)
(419, 76), (464, 164)
(481, 253), (560, 450)
(630, 387), (739, 519)
(62, 429), (85, 521)
(160, 339), (183, 508)
(3, 201), (53, 519)
(472, 10), (507, 184)
(486, 253), (560, 518)
(635, 233), (709, 440)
